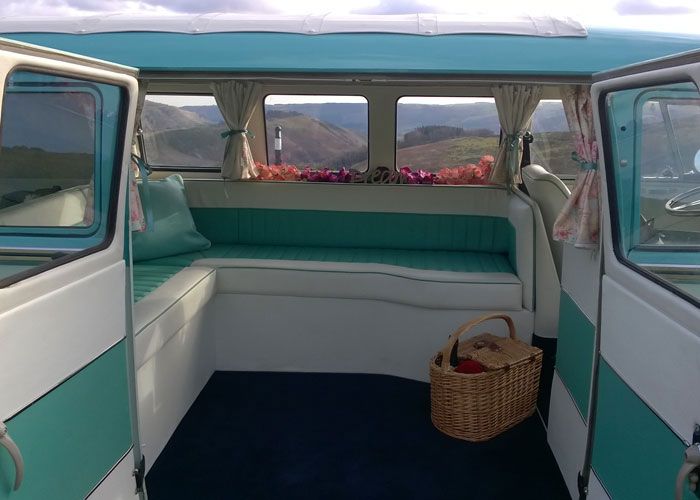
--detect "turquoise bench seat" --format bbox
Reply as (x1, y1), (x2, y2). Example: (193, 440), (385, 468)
(132, 265), (187, 302)
(132, 208), (521, 303)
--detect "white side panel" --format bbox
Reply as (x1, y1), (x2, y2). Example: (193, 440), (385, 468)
(514, 189), (560, 338)
(600, 276), (700, 440)
(548, 371), (587, 499)
(86, 451), (138, 500)
(199, 264), (523, 311)
(561, 244), (599, 322)
(211, 294), (534, 382)
(137, 310), (215, 472)
(184, 180), (510, 216)
(508, 193), (535, 310)
(133, 267), (216, 367)
(587, 471), (611, 500)
(0, 261), (125, 419)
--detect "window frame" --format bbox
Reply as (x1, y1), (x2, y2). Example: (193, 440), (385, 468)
(262, 92), (371, 173)
(599, 77), (700, 310)
(0, 67), (130, 289)
(141, 92), (224, 173)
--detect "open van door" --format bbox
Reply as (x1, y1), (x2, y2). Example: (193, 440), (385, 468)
(582, 51), (700, 499)
(0, 40), (143, 498)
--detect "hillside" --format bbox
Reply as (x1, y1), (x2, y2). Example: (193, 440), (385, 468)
(183, 101), (570, 140)
(265, 113), (367, 168)
(142, 101), (212, 132)
(396, 136), (499, 172)
(140, 99), (573, 170)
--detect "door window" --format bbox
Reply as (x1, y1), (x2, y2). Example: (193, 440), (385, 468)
(604, 81), (700, 301)
(0, 70), (127, 284)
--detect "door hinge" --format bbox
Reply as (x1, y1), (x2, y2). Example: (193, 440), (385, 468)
(133, 455), (146, 494)
(577, 471), (588, 500)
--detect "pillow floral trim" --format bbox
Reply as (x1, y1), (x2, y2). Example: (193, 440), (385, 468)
(252, 155), (495, 185)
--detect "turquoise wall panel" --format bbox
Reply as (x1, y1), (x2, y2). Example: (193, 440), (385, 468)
(555, 290), (595, 418)
(190, 207), (513, 254)
(593, 359), (693, 500)
(0, 341), (132, 499)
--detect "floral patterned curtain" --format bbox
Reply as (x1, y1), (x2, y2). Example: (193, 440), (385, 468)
(490, 84), (543, 186)
(552, 85), (600, 249)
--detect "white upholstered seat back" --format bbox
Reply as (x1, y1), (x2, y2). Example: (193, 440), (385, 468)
(522, 164), (570, 279)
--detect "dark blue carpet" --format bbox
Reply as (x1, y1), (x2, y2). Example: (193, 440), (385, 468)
(147, 371), (570, 500)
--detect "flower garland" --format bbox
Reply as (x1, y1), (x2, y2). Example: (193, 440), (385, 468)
(253, 155), (495, 185)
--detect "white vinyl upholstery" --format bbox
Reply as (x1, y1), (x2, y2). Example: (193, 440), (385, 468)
(133, 266), (217, 471)
(133, 266), (216, 367)
(522, 164), (570, 279)
(194, 259), (523, 311)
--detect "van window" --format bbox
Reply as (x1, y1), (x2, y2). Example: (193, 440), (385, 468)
(260, 95), (369, 180)
(141, 94), (226, 169)
(604, 81), (700, 303)
(0, 70), (127, 284)
(396, 96), (498, 181)
(529, 100), (577, 179)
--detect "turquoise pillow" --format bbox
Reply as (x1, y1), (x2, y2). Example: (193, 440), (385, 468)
(132, 174), (211, 262)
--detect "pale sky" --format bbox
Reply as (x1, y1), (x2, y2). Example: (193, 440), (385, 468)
(0, 0), (699, 35)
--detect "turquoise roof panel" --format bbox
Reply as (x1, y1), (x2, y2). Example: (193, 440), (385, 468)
(2, 29), (700, 76)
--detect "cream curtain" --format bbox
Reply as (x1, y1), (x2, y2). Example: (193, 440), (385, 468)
(211, 80), (262, 180)
(489, 84), (543, 185)
(552, 85), (599, 249)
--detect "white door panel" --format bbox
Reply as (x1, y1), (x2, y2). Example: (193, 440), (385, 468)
(0, 39), (141, 499)
(601, 275), (700, 441)
(0, 261), (126, 419)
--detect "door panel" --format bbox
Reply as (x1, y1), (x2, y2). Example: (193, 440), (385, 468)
(0, 262), (126, 418)
(591, 53), (700, 499)
(0, 342), (132, 499)
(0, 41), (140, 498)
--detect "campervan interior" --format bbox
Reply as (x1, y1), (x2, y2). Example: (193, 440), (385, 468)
(0, 15), (699, 500)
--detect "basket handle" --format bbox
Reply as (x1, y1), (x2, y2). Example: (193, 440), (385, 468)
(439, 314), (516, 370)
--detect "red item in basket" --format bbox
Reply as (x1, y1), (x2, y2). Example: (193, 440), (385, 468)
(455, 359), (485, 374)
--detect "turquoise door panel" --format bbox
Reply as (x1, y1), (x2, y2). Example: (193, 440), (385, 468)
(555, 291), (595, 418)
(0, 342), (132, 499)
(592, 360), (693, 500)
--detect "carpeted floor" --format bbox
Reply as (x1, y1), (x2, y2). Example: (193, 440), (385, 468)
(147, 371), (570, 500)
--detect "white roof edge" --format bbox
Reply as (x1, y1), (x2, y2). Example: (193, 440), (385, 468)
(0, 14), (587, 37)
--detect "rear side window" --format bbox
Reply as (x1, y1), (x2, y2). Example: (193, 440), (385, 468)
(260, 95), (369, 180)
(396, 96), (498, 183)
(141, 94), (226, 169)
(0, 70), (127, 283)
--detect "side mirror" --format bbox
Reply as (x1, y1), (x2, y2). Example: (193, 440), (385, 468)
(694, 149), (700, 173)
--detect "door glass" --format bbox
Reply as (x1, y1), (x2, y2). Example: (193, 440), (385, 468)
(605, 81), (700, 300)
(0, 88), (96, 226)
(0, 70), (126, 284)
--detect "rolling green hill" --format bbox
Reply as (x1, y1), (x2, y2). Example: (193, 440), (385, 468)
(265, 113), (367, 168)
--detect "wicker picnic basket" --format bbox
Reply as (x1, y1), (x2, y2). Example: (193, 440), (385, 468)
(430, 313), (542, 442)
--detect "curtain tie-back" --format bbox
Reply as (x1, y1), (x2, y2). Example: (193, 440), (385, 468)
(505, 132), (523, 151)
(571, 151), (597, 171)
(220, 128), (255, 139)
